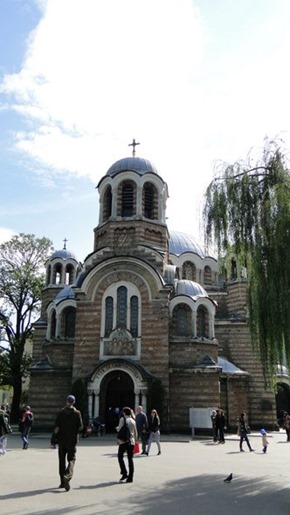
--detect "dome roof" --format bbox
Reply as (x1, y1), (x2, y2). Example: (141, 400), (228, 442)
(106, 157), (158, 177)
(50, 249), (78, 261)
(169, 230), (205, 258)
(174, 279), (208, 298)
(55, 286), (76, 304)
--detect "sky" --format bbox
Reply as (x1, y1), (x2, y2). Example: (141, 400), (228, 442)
(1, 0), (290, 262)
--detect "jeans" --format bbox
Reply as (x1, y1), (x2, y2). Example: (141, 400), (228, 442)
(58, 442), (77, 483)
(118, 442), (134, 480)
(240, 431), (252, 451)
(21, 426), (31, 448)
(147, 430), (161, 454)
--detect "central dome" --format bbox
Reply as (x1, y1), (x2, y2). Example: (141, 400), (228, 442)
(106, 157), (158, 177)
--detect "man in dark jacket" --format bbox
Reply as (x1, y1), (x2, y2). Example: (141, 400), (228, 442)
(52, 395), (83, 491)
(135, 405), (148, 454)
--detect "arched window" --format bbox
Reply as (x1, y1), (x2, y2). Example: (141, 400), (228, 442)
(182, 261), (196, 281)
(46, 264), (51, 286)
(52, 263), (62, 285)
(105, 296), (113, 336)
(130, 296), (139, 337)
(64, 308), (76, 338)
(51, 310), (56, 338)
(204, 266), (212, 286)
(117, 286), (127, 328)
(65, 264), (75, 285)
(121, 182), (134, 217)
(143, 183), (157, 219)
(103, 186), (112, 221)
(103, 284), (140, 337)
(172, 304), (192, 336)
(197, 305), (208, 337)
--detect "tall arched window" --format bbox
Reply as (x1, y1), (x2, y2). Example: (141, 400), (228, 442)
(53, 263), (62, 285)
(143, 183), (155, 219)
(197, 305), (208, 337)
(117, 286), (127, 328)
(130, 296), (139, 337)
(103, 186), (112, 221)
(105, 296), (113, 336)
(65, 264), (75, 285)
(103, 284), (140, 337)
(122, 183), (134, 217)
(46, 264), (51, 286)
(51, 310), (56, 338)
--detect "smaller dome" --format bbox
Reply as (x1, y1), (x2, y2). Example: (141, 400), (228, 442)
(50, 249), (78, 261)
(106, 157), (158, 177)
(55, 286), (75, 304)
(169, 231), (206, 258)
(175, 279), (208, 298)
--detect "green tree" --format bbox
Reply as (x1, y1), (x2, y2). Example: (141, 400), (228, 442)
(203, 140), (290, 383)
(0, 233), (53, 421)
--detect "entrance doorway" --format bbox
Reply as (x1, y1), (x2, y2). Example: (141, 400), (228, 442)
(276, 383), (290, 426)
(100, 370), (135, 431)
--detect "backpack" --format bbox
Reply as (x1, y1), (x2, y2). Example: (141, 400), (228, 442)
(117, 417), (130, 442)
(25, 413), (34, 427)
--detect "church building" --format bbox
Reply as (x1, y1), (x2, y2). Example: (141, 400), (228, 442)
(29, 144), (288, 432)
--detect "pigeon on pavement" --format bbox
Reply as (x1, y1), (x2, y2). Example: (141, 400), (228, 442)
(224, 473), (233, 483)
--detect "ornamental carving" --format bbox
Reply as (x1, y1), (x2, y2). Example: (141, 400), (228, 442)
(104, 328), (136, 356)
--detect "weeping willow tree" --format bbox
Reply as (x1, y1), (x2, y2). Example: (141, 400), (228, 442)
(203, 140), (290, 384)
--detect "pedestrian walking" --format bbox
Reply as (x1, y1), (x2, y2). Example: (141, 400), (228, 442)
(21, 405), (34, 449)
(135, 405), (148, 454)
(259, 428), (269, 453)
(239, 412), (254, 452)
(52, 394), (83, 491)
(145, 409), (161, 456)
(116, 406), (137, 483)
(0, 405), (11, 456)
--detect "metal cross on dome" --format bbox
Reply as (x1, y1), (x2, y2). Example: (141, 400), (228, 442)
(128, 138), (140, 157)
(63, 238), (68, 250)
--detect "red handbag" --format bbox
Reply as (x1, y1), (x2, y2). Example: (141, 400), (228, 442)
(133, 442), (140, 454)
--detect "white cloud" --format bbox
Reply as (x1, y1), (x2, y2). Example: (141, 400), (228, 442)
(1, 0), (290, 238)
(0, 228), (15, 245)
(1, 0), (206, 187)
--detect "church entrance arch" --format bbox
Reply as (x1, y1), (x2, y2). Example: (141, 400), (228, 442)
(87, 359), (149, 432)
(101, 371), (135, 431)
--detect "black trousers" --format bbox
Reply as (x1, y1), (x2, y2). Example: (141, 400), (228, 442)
(138, 430), (148, 452)
(58, 442), (77, 482)
(118, 442), (134, 480)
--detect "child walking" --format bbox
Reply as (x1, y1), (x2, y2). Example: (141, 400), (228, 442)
(259, 429), (269, 453)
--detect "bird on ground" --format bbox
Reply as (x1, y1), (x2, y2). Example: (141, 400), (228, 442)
(224, 473), (233, 483)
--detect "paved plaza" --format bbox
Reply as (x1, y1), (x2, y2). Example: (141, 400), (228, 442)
(1, 430), (290, 514)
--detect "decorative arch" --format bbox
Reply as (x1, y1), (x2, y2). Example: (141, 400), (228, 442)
(87, 359), (149, 425)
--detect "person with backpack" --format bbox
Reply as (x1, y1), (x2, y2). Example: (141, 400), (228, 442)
(21, 405), (34, 449)
(116, 406), (137, 483)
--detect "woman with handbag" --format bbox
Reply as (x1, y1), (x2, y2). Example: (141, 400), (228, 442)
(145, 409), (161, 456)
(116, 406), (137, 483)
